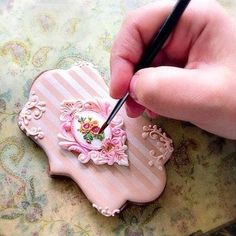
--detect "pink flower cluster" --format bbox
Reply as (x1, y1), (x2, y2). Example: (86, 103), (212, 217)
(58, 99), (129, 166)
(99, 128), (127, 165)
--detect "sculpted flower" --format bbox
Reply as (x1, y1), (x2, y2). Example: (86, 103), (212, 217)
(112, 127), (125, 137)
(60, 101), (83, 122)
(103, 138), (115, 151)
(100, 138), (127, 165)
(58, 99), (128, 166)
(63, 122), (71, 132)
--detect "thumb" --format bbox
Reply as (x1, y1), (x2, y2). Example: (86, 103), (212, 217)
(129, 66), (222, 123)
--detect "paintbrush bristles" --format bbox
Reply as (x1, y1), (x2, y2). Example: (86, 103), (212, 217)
(98, 122), (108, 134)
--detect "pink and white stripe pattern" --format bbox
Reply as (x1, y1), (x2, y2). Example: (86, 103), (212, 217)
(18, 61), (173, 217)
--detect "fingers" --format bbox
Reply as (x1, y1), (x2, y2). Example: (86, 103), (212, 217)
(128, 66), (226, 124)
(125, 96), (145, 118)
(110, 1), (174, 98)
(110, 0), (210, 99)
(125, 98), (159, 119)
(145, 109), (159, 119)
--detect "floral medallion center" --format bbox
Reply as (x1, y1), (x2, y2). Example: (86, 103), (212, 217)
(72, 111), (111, 150)
(58, 99), (129, 166)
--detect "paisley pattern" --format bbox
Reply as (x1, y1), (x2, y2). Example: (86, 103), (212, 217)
(0, 0), (235, 235)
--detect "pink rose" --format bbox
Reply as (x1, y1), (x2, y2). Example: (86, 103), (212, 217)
(90, 125), (100, 134)
(102, 138), (114, 151)
(111, 137), (122, 146)
(82, 122), (90, 129)
(112, 127), (124, 137)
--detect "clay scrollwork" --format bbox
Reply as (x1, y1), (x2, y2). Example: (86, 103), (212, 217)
(18, 91), (46, 140)
(142, 125), (174, 170)
(92, 204), (120, 217)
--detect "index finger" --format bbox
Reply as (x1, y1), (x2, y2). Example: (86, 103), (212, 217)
(110, 1), (175, 99)
(109, 0), (208, 99)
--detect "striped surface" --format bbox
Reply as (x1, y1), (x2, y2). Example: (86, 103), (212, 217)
(24, 63), (168, 214)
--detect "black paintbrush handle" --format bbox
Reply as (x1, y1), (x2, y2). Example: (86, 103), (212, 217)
(102, 0), (191, 131)
(107, 93), (129, 124)
(136, 0), (191, 71)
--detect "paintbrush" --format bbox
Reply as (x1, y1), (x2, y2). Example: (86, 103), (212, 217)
(99, 0), (191, 134)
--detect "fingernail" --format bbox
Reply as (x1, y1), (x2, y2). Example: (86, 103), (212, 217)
(125, 103), (132, 117)
(129, 73), (139, 101)
(146, 109), (159, 119)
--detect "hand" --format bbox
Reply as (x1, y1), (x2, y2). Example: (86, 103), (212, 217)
(110, 0), (236, 139)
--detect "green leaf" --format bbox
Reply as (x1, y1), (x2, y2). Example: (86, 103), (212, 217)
(87, 133), (93, 140)
(96, 134), (104, 141)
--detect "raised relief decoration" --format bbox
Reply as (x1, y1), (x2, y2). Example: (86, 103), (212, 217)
(18, 91), (46, 140)
(142, 125), (174, 170)
(18, 61), (174, 217)
(58, 99), (128, 166)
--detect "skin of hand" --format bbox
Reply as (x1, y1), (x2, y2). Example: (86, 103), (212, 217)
(109, 0), (236, 140)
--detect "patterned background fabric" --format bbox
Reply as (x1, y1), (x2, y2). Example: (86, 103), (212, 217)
(0, 0), (235, 235)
